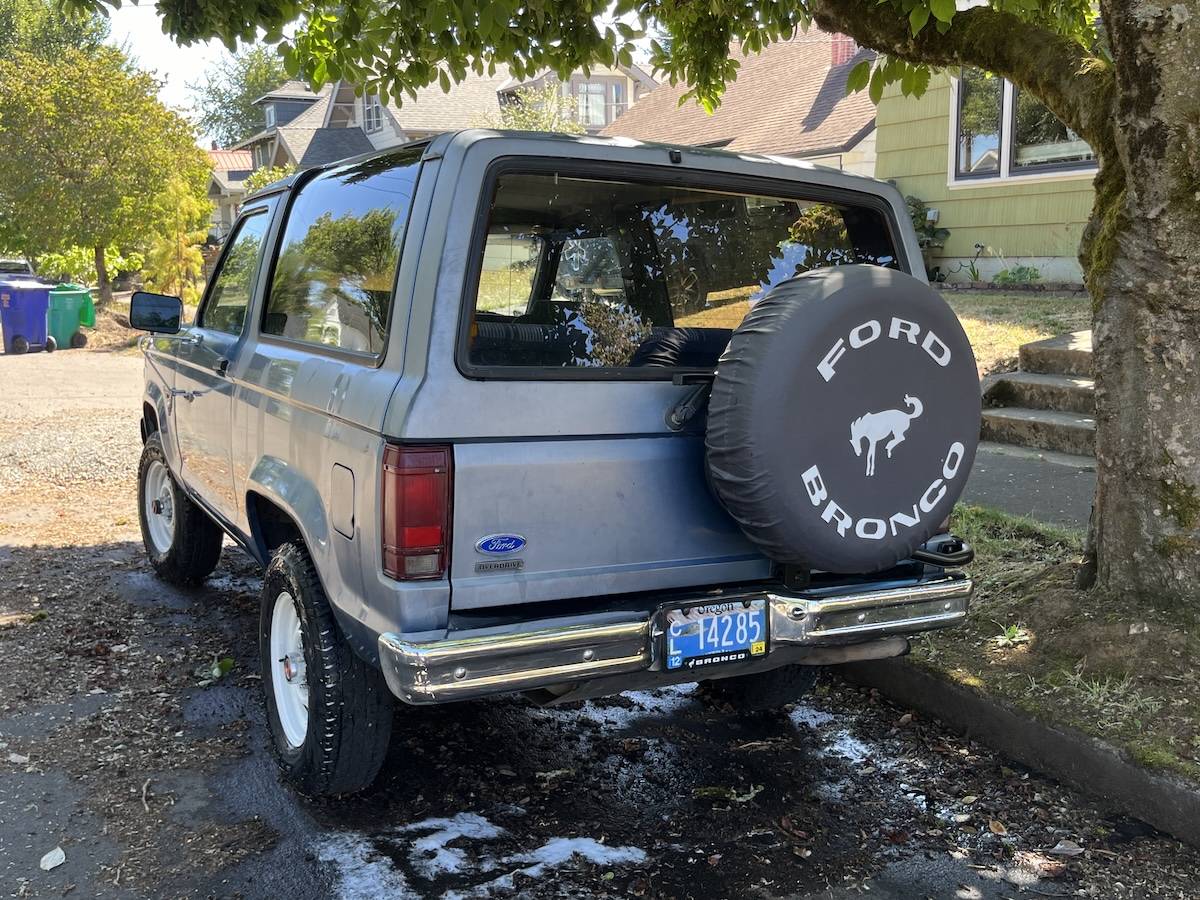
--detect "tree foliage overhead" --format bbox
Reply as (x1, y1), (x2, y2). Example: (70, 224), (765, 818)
(0, 0), (109, 59)
(191, 44), (289, 146)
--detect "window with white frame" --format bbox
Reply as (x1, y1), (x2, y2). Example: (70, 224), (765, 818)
(576, 82), (607, 127)
(264, 104), (276, 128)
(363, 94), (383, 133)
(951, 68), (1095, 183)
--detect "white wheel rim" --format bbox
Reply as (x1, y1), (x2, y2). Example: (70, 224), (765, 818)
(269, 591), (309, 748)
(143, 460), (175, 554)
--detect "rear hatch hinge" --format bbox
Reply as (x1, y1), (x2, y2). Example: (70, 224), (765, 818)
(666, 372), (716, 432)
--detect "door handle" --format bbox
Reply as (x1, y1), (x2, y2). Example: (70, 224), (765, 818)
(179, 333), (203, 347)
(215, 358), (230, 376)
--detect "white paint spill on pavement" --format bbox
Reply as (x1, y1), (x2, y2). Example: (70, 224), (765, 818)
(546, 684), (698, 729)
(789, 703), (836, 729)
(446, 837), (648, 898)
(316, 833), (413, 900)
(316, 813), (646, 900)
(400, 813), (507, 878)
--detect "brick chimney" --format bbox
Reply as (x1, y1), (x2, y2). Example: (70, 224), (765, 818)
(830, 33), (858, 67)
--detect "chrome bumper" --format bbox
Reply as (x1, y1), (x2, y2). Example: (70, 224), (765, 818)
(378, 574), (971, 705)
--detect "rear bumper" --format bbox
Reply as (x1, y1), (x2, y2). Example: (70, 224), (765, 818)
(379, 574), (970, 705)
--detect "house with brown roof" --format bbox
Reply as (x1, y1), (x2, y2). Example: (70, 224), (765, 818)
(601, 33), (877, 176)
(206, 148), (253, 240)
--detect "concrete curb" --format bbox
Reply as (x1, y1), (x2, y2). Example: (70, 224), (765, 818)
(842, 658), (1200, 849)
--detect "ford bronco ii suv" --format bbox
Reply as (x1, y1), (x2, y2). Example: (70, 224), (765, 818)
(131, 130), (979, 796)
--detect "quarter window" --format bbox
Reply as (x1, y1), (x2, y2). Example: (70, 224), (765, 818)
(262, 149), (421, 356)
(952, 68), (1095, 182)
(200, 208), (273, 335)
(465, 171), (898, 375)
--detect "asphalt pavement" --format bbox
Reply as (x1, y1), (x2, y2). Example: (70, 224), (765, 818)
(963, 442), (1095, 530)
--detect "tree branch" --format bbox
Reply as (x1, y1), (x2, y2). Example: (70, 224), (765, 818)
(807, 0), (1115, 150)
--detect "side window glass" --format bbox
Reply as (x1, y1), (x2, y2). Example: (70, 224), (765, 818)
(202, 210), (272, 335)
(262, 149), (421, 355)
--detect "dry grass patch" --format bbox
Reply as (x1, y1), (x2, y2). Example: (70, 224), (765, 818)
(943, 291), (1091, 378)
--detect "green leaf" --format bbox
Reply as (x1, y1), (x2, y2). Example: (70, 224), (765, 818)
(868, 67), (885, 104)
(930, 0), (956, 23)
(846, 59), (871, 93)
(910, 65), (931, 97)
(909, 4), (931, 35)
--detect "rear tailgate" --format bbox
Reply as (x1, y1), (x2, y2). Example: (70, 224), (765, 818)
(449, 434), (768, 609)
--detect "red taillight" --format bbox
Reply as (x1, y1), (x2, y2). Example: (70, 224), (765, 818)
(382, 444), (452, 580)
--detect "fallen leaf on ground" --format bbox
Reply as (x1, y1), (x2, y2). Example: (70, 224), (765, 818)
(989, 819), (1008, 836)
(40, 846), (65, 871)
(1046, 839), (1085, 857)
(1013, 851), (1068, 878)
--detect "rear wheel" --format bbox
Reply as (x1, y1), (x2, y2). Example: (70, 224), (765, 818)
(702, 665), (820, 713)
(260, 542), (394, 796)
(138, 432), (223, 584)
(44, 336), (56, 353)
(70, 331), (87, 349)
(10, 336), (27, 354)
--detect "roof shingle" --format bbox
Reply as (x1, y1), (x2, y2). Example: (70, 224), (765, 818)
(601, 34), (877, 158)
(385, 66), (513, 133)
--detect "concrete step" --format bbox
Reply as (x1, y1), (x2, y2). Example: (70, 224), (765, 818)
(983, 371), (1095, 415)
(980, 407), (1096, 456)
(1019, 330), (1093, 377)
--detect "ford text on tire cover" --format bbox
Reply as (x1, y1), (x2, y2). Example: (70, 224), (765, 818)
(131, 131), (978, 796)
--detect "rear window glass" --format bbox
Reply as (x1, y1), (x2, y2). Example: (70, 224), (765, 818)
(465, 172), (899, 374)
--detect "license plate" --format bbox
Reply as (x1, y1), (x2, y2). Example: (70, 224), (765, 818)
(664, 599), (768, 671)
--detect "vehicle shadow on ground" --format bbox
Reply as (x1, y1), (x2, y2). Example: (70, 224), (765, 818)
(3, 542), (1188, 899)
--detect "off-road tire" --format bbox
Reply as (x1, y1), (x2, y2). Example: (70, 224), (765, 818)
(260, 543), (394, 796)
(137, 432), (223, 585)
(702, 665), (821, 713)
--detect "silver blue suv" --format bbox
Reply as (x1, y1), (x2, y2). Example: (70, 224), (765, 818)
(131, 131), (979, 796)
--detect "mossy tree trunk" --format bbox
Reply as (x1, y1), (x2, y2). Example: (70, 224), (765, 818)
(1080, 0), (1200, 596)
(811, 0), (1200, 601)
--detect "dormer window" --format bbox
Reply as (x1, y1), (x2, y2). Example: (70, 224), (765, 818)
(264, 104), (276, 128)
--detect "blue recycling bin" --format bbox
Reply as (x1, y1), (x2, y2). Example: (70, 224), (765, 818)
(0, 279), (53, 354)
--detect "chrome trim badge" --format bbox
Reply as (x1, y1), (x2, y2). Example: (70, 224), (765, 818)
(475, 534), (527, 555)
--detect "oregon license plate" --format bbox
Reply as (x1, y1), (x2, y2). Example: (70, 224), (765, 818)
(664, 599), (768, 671)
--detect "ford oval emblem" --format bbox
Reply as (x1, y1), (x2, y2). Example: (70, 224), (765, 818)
(475, 534), (527, 555)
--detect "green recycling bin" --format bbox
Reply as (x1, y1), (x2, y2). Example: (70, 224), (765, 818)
(47, 283), (96, 349)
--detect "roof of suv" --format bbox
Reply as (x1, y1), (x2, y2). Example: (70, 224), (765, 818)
(240, 129), (891, 205)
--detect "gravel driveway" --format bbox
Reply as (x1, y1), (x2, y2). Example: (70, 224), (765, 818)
(1, 350), (1198, 899)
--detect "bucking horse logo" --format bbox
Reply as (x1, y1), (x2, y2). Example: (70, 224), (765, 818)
(849, 395), (924, 477)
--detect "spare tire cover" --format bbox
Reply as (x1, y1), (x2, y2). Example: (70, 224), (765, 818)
(706, 265), (980, 574)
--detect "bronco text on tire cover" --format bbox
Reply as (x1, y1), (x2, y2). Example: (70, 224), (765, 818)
(706, 265), (981, 574)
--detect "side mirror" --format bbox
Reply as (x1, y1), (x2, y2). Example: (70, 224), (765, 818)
(130, 291), (183, 334)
